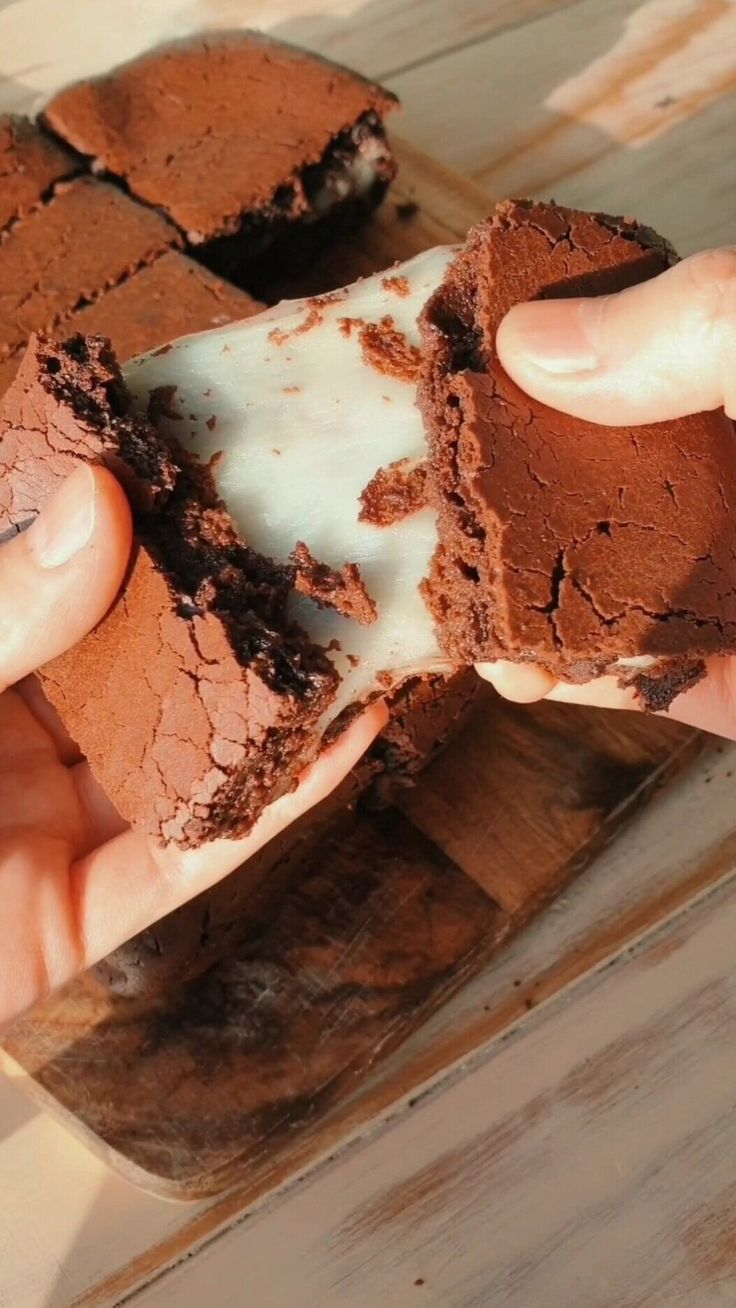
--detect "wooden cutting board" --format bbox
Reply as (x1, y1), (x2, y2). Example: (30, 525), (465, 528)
(0, 140), (703, 1200)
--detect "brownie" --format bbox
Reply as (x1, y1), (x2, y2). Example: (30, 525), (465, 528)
(0, 334), (337, 846)
(421, 201), (736, 709)
(0, 176), (180, 361)
(43, 33), (397, 289)
(94, 668), (479, 997)
(0, 253), (263, 397)
(56, 252), (263, 360)
(0, 114), (80, 235)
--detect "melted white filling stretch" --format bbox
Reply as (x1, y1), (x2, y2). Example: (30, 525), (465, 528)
(124, 247), (457, 722)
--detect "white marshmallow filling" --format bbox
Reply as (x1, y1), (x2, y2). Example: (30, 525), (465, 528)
(124, 247), (457, 724)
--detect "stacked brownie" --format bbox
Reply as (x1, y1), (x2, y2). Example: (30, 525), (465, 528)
(0, 35), (478, 995)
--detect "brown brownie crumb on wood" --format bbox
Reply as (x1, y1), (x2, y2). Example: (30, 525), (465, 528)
(420, 200), (736, 712)
(359, 459), (430, 526)
(0, 334), (337, 846)
(292, 541), (378, 625)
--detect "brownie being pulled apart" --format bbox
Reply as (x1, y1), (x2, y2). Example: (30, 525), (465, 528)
(2, 202), (734, 854)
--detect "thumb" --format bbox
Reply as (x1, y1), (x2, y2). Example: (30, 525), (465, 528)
(0, 464), (132, 692)
(496, 247), (736, 425)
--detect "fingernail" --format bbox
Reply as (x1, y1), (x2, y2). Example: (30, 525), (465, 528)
(501, 299), (601, 374)
(31, 464), (97, 568)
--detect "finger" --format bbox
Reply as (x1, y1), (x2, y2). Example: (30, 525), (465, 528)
(70, 760), (129, 848)
(68, 700), (389, 969)
(0, 464), (132, 693)
(545, 675), (639, 710)
(15, 675), (83, 765)
(542, 660), (736, 739)
(497, 248), (736, 425)
(475, 660), (556, 703)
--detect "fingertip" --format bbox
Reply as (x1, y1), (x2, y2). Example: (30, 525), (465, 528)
(476, 660), (556, 703)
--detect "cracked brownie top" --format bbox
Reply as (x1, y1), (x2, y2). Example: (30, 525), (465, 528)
(420, 200), (736, 709)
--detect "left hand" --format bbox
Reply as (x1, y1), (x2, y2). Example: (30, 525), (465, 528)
(0, 464), (387, 1028)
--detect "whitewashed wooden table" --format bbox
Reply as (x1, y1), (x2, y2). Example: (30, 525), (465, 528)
(2, 2), (736, 1304)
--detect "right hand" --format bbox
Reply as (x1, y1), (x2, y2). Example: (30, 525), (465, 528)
(477, 247), (736, 739)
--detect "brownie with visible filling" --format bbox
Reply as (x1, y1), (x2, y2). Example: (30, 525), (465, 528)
(94, 668), (479, 997)
(0, 176), (180, 361)
(0, 334), (337, 846)
(421, 201), (736, 710)
(43, 33), (397, 292)
(0, 114), (80, 235)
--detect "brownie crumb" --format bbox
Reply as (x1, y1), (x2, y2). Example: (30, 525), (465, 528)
(359, 459), (430, 526)
(382, 273), (410, 297)
(205, 414), (217, 431)
(633, 659), (707, 711)
(148, 384), (182, 423)
(338, 316), (362, 338)
(291, 540), (378, 625)
(358, 315), (421, 382)
(269, 304), (322, 344)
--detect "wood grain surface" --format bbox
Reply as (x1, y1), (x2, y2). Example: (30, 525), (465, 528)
(130, 863), (736, 1308)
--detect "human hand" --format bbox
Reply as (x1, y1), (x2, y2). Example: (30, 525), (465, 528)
(0, 465), (387, 1027)
(477, 247), (736, 739)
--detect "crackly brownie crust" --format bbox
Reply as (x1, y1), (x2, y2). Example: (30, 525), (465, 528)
(420, 201), (736, 709)
(43, 33), (397, 287)
(54, 252), (264, 361)
(0, 253), (263, 396)
(0, 176), (180, 361)
(0, 334), (337, 845)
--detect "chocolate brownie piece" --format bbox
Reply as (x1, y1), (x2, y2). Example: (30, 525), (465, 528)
(421, 201), (736, 709)
(0, 176), (180, 360)
(94, 668), (478, 997)
(0, 253), (262, 396)
(0, 115), (81, 235)
(0, 334), (337, 846)
(56, 252), (263, 361)
(43, 33), (397, 288)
